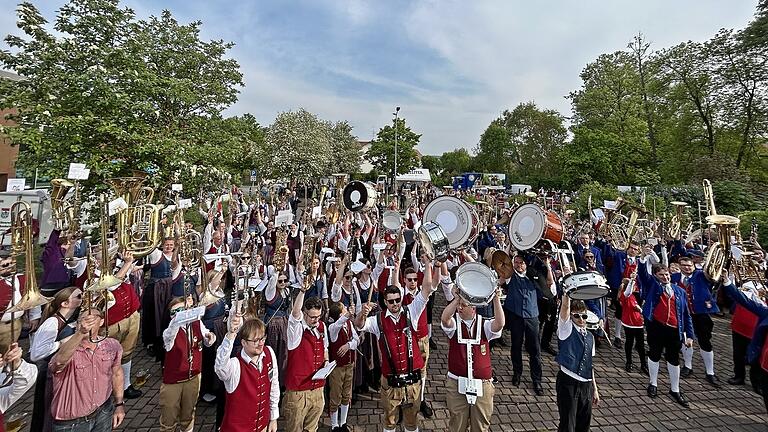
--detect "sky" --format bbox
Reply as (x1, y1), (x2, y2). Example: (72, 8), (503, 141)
(0, 1), (760, 155)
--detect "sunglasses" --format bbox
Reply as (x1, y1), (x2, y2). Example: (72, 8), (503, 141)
(571, 313), (588, 320)
(386, 297), (402, 305)
(406, 277), (418, 282)
(277, 279), (288, 283)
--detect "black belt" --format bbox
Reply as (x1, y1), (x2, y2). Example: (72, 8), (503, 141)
(55, 399), (113, 424)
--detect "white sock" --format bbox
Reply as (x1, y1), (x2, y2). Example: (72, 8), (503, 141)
(384, 429), (397, 432)
(682, 345), (693, 369)
(405, 428), (419, 432)
(420, 377), (426, 401)
(428, 323), (433, 338)
(701, 350), (715, 375)
(648, 359), (659, 386)
(669, 363), (681, 393)
(613, 318), (622, 340)
(330, 410), (339, 428)
(339, 404), (349, 425)
(122, 361), (132, 390)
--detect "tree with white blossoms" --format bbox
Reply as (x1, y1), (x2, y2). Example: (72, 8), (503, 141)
(262, 109), (332, 182)
(328, 120), (362, 174)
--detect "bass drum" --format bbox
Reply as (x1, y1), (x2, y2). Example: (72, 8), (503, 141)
(455, 262), (498, 306)
(423, 196), (476, 249)
(343, 181), (377, 212)
(418, 222), (450, 262)
(507, 203), (564, 251)
(562, 271), (610, 300)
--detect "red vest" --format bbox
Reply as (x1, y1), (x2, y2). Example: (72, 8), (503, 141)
(653, 293), (678, 328)
(0, 279), (13, 311)
(448, 318), (493, 380)
(378, 267), (392, 293)
(162, 321), (204, 384)
(220, 349), (273, 432)
(731, 304), (759, 339)
(329, 319), (356, 366)
(622, 259), (638, 278)
(403, 291), (428, 339)
(0, 410), (4, 432)
(286, 321), (326, 391)
(73, 270), (88, 289)
(378, 311), (425, 376)
(205, 245), (225, 272)
(106, 282), (140, 326)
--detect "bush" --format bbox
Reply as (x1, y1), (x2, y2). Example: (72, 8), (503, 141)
(737, 210), (768, 245)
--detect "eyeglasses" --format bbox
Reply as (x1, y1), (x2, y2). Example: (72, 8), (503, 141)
(242, 336), (267, 344)
(571, 313), (588, 320)
(386, 297), (402, 305)
(406, 277), (418, 282)
(305, 313), (322, 321)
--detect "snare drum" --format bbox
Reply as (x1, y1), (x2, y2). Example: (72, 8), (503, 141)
(343, 181), (377, 212)
(585, 311), (600, 331)
(382, 210), (403, 231)
(507, 203), (564, 251)
(562, 271), (610, 300)
(423, 196), (476, 249)
(455, 262), (498, 306)
(418, 222), (450, 262)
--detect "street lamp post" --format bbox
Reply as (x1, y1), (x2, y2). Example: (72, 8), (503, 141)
(393, 106), (400, 196)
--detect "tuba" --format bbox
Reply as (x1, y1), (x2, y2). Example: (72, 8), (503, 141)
(50, 179), (74, 232)
(702, 214), (740, 283)
(668, 201), (689, 240)
(107, 176), (163, 258)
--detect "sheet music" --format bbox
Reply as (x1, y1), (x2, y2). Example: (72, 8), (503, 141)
(312, 360), (337, 380)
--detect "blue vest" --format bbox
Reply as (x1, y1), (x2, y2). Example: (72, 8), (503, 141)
(264, 289), (291, 321)
(305, 277), (324, 299)
(503, 274), (539, 318)
(556, 326), (594, 380)
(151, 255), (172, 280)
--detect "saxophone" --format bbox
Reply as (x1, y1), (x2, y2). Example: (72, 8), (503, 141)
(273, 227), (289, 270)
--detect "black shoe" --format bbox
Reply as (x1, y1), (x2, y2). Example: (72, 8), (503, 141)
(512, 374), (521, 387)
(640, 364), (649, 376)
(727, 376), (745, 385)
(613, 338), (623, 348)
(492, 374), (499, 384)
(331, 427), (343, 432)
(669, 390), (689, 408)
(543, 346), (558, 356)
(755, 385), (763, 396)
(647, 384), (657, 398)
(420, 401), (434, 418)
(625, 362), (633, 372)
(340, 424), (350, 432)
(680, 366), (693, 378)
(124, 386), (142, 399)
(705, 374), (721, 388)
(429, 339), (437, 349)
(533, 382), (544, 396)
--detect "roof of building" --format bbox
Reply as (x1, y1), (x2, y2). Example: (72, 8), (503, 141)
(0, 71), (23, 81)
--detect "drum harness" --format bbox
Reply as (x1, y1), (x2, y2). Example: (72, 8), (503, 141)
(376, 307), (421, 406)
(456, 314), (484, 405)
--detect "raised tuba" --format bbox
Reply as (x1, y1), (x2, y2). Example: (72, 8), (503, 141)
(107, 176), (163, 258)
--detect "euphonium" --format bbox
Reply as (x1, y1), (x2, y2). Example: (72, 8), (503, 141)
(50, 179), (74, 232)
(668, 201), (689, 240)
(703, 214), (740, 283)
(108, 176), (163, 258)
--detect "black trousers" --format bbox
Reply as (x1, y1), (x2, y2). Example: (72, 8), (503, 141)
(538, 297), (559, 348)
(507, 312), (542, 383)
(647, 321), (681, 366)
(624, 326), (646, 365)
(761, 368), (768, 416)
(692, 313), (714, 352)
(732, 331), (750, 380)
(556, 371), (593, 432)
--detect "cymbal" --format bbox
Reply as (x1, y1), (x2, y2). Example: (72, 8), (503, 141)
(525, 192), (538, 198)
(670, 201), (688, 206)
(491, 250), (514, 279)
(565, 209), (575, 215)
(705, 215), (740, 225)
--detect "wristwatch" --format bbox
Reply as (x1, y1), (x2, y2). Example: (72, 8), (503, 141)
(114, 401), (125, 408)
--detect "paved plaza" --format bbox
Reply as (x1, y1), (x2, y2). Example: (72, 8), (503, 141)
(6, 302), (767, 432)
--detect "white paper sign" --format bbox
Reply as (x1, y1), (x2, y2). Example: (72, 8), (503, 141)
(5, 178), (25, 192)
(312, 205), (321, 219)
(178, 198), (192, 209)
(603, 200), (617, 210)
(275, 210), (294, 226)
(172, 183), (183, 192)
(312, 360), (337, 380)
(108, 197), (129, 216)
(67, 163), (90, 180)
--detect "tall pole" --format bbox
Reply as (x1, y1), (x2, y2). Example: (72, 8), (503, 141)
(393, 106), (400, 196)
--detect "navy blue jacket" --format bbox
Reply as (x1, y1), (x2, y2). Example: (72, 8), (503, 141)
(671, 270), (718, 315)
(722, 284), (768, 365)
(638, 260), (695, 342)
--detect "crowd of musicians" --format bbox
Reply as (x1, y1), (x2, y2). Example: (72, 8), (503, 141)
(0, 174), (766, 432)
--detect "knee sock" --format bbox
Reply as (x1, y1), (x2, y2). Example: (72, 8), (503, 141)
(682, 345), (693, 369)
(428, 323), (433, 339)
(420, 377), (426, 402)
(122, 361), (132, 390)
(613, 319), (622, 340)
(330, 410), (339, 428)
(340, 404), (349, 425)
(404, 428), (420, 432)
(648, 359), (660, 386)
(701, 350), (715, 375)
(669, 363), (681, 392)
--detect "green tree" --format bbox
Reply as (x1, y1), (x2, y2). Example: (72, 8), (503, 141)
(440, 148), (473, 176)
(328, 120), (362, 174)
(0, 0), (244, 191)
(742, 0), (768, 48)
(366, 117), (421, 176)
(474, 120), (510, 173)
(262, 109), (332, 182)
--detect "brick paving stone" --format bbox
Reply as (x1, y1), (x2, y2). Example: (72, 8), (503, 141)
(4, 298), (767, 431)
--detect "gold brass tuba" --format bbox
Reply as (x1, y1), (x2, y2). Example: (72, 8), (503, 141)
(107, 176), (163, 258)
(668, 201), (689, 240)
(50, 179), (74, 232)
(703, 214), (740, 283)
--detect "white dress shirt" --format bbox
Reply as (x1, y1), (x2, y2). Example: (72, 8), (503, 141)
(0, 359), (37, 413)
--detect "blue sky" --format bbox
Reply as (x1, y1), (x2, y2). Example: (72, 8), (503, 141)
(0, 1), (759, 155)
